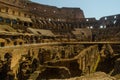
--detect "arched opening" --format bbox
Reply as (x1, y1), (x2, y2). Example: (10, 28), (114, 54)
(114, 16), (117, 19)
(90, 26), (93, 29)
(24, 22), (28, 26)
(4, 53), (12, 61)
(29, 23), (33, 27)
(100, 25), (104, 28)
(5, 18), (11, 24)
(0, 42), (5, 47)
(14, 42), (17, 46)
(69, 61), (82, 77)
(0, 17), (3, 22)
(105, 17), (107, 20)
(86, 19), (89, 21)
(12, 20), (17, 24)
(18, 21), (22, 25)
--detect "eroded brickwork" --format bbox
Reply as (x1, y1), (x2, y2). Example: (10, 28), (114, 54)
(0, 0), (120, 80)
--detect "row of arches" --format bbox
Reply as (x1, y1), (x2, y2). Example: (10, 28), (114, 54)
(0, 16), (33, 28)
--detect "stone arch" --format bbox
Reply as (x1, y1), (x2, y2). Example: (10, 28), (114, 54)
(4, 52), (12, 61)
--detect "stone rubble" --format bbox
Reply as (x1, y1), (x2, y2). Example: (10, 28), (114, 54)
(65, 72), (117, 80)
(49, 72), (118, 80)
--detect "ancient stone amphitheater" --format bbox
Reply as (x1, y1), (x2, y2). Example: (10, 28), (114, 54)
(0, 0), (120, 80)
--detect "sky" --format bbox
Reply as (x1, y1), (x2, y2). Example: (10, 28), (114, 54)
(31, 0), (120, 20)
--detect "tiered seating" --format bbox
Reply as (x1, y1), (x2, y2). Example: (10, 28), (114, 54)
(93, 27), (120, 41)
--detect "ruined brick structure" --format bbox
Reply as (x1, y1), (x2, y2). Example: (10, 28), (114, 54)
(0, 0), (120, 80)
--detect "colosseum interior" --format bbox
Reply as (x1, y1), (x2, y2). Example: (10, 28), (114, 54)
(0, 0), (120, 80)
